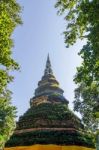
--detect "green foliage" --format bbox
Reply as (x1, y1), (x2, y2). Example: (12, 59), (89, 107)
(6, 130), (95, 148)
(55, 0), (99, 47)
(0, 0), (22, 149)
(17, 103), (82, 129)
(0, 90), (16, 149)
(55, 0), (99, 131)
(74, 82), (99, 131)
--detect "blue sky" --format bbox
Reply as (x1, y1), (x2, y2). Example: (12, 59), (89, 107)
(11, 0), (86, 119)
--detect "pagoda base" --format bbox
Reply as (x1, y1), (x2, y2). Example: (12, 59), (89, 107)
(5, 144), (95, 150)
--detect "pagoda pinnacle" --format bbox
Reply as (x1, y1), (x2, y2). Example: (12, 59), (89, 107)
(44, 54), (53, 76)
(30, 54), (69, 105)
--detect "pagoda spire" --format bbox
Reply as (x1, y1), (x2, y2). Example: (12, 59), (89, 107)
(33, 54), (67, 99)
(44, 54), (53, 76)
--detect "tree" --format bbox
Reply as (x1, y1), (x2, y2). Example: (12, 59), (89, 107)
(0, 0), (22, 149)
(55, 0), (99, 131)
(0, 90), (16, 149)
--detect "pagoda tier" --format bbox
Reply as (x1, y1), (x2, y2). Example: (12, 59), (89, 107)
(6, 102), (94, 148)
(6, 55), (95, 149)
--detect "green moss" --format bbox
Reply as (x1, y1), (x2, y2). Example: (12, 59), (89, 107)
(6, 130), (95, 148)
(17, 103), (82, 129)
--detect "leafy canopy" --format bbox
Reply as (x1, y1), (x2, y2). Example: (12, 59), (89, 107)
(0, 0), (22, 149)
(55, 0), (99, 131)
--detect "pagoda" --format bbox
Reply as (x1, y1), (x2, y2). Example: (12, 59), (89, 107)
(6, 55), (95, 150)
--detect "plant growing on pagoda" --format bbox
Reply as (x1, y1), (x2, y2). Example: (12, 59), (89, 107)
(55, 0), (99, 131)
(0, 0), (22, 149)
(6, 130), (95, 148)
